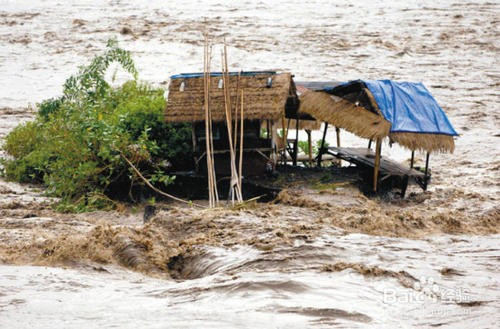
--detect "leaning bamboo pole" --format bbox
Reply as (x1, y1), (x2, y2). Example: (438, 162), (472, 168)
(203, 37), (218, 207)
(239, 90), (244, 190)
(203, 40), (212, 206)
(233, 72), (241, 156)
(203, 38), (213, 206)
(207, 45), (219, 204)
(221, 42), (242, 203)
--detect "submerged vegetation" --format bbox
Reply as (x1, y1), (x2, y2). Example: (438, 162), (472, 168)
(1, 39), (192, 212)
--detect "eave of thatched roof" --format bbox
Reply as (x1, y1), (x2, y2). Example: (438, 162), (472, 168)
(298, 90), (391, 139)
(165, 72), (295, 123)
(389, 132), (455, 153)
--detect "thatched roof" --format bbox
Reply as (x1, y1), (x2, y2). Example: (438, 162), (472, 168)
(297, 80), (456, 153)
(299, 90), (391, 139)
(165, 72), (296, 123)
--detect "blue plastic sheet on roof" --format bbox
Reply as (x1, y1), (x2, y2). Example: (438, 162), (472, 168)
(170, 71), (276, 79)
(339, 80), (458, 136)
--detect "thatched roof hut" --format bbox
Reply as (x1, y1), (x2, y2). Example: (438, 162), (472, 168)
(296, 80), (458, 153)
(165, 71), (298, 122)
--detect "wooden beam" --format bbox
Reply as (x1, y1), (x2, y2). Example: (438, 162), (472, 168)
(270, 120), (278, 170)
(373, 138), (382, 192)
(317, 123), (328, 167)
(335, 127), (341, 147)
(410, 150), (415, 168)
(335, 127), (341, 166)
(306, 129), (312, 167)
(293, 115), (299, 166)
(424, 152), (430, 191)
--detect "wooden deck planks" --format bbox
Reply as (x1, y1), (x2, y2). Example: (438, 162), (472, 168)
(326, 147), (425, 178)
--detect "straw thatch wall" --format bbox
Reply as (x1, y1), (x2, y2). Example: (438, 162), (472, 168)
(390, 132), (455, 153)
(165, 73), (294, 122)
(299, 90), (391, 139)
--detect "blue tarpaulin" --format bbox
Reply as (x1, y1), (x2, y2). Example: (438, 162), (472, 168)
(339, 80), (458, 136)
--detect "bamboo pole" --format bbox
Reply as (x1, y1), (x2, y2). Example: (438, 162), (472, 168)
(203, 38), (213, 207)
(373, 138), (382, 192)
(233, 72), (241, 155)
(221, 42), (242, 203)
(203, 36), (218, 207)
(239, 90), (244, 190)
(207, 45), (219, 204)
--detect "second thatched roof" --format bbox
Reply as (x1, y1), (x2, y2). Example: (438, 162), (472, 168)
(296, 80), (457, 153)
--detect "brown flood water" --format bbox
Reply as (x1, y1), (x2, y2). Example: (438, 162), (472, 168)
(0, 0), (499, 328)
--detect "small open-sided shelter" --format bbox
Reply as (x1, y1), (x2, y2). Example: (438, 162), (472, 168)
(165, 71), (299, 176)
(296, 79), (458, 195)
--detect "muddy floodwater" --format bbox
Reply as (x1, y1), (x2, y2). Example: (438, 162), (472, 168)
(0, 0), (499, 328)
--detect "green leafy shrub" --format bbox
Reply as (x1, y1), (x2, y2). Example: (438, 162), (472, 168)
(298, 140), (316, 156)
(1, 39), (192, 212)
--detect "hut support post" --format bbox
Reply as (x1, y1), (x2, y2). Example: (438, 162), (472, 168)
(191, 123), (198, 172)
(271, 120), (278, 169)
(410, 151), (415, 168)
(368, 139), (372, 150)
(335, 127), (341, 166)
(293, 116), (299, 166)
(280, 116), (287, 164)
(424, 152), (430, 190)
(373, 138), (382, 192)
(317, 123), (328, 167)
(306, 129), (312, 167)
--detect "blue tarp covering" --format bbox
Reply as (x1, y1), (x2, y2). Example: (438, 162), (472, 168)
(339, 80), (458, 136)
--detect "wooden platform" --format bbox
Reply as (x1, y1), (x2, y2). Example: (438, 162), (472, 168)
(326, 147), (424, 178)
(324, 147), (428, 196)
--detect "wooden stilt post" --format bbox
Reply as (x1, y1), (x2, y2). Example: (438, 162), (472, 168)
(280, 116), (287, 164)
(317, 122), (328, 167)
(410, 150), (415, 168)
(270, 120), (278, 170)
(293, 116), (299, 166)
(191, 123), (198, 172)
(368, 139), (372, 150)
(373, 138), (382, 192)
(424, 152), (430, 191)
(335, 127), (341, 166)
(306, 129), (312, 167)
